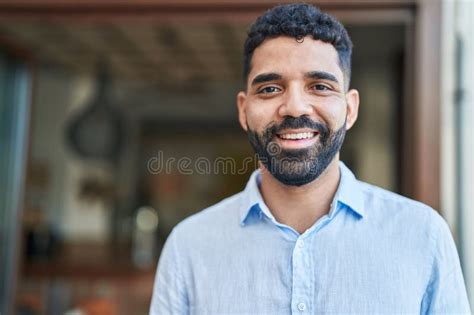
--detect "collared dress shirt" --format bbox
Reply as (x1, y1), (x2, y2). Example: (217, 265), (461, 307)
(150, 162), (471, 314)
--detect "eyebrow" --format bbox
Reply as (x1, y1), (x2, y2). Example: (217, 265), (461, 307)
(250, 73), (282, 86)
(250, 71), (340, 87)
(305, 71), (339, 84)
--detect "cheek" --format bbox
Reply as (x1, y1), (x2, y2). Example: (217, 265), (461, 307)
(316, 98), (347, 127)
(245, 101), (278, 130)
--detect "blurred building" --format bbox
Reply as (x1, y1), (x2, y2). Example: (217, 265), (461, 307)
(0, 0), (472, 314)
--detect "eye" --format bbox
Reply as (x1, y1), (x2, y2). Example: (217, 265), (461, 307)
(312, 84), (331, 91)
(258, 86), (281, 94)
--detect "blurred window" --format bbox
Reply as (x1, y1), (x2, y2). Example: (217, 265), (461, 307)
(0, 50), (31, 314)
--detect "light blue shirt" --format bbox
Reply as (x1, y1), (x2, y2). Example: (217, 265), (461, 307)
(150, 162), (470, 314)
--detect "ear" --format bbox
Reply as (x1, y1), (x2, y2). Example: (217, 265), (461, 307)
(345, 89), (359, 130)
(237, 91), (248, 132)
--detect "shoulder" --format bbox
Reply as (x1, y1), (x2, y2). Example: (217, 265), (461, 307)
(167, 191), (244, 244)
(357, 180), (448, 232)
(355, 180), (456, 262)
(178, 191), (243, 228)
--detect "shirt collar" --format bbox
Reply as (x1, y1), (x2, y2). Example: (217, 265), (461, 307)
(336, 161), (365, 218)
(239, 169), (266, 226)
(239, 161), (365, 226)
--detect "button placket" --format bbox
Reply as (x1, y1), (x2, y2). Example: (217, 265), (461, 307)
(291, 236), (311, 314)
(297, 302), (306, 311)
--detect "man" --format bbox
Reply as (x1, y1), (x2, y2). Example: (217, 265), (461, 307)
(150, 3), (471, 314)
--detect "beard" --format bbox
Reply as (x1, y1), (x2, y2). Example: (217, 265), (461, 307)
(247, 115), (346, 187)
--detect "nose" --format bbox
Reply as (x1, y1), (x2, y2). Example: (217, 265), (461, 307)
(277, 85), (313, 118)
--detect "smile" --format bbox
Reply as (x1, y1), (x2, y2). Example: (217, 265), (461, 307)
(277, 131), (316, 140)
(275, 130), (319, 149)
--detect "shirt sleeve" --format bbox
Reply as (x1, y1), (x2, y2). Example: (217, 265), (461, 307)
(421, 215), (471, 314)
(149, 228), (189, 315)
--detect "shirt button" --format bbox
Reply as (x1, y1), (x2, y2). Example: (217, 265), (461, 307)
(298, 240), (304, 248)
(297, 302), (306, 311)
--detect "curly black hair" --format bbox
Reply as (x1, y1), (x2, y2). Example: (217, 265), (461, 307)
(243, 3), (353, 90)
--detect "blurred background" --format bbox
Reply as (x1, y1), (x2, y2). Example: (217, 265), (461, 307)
(0, 0), (472, 314)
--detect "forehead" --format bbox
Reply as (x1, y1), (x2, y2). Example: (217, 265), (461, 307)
(248, 36), (343, 83)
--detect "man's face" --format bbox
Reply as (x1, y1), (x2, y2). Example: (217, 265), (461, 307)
(237, 36), (359, 186)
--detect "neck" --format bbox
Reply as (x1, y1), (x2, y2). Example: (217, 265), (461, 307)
(259, 157), (341, 234)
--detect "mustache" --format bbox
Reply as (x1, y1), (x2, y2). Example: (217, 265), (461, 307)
(264, 116), (330, 140)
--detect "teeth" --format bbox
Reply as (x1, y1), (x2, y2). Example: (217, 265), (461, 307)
(279, 132), (315, 140)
